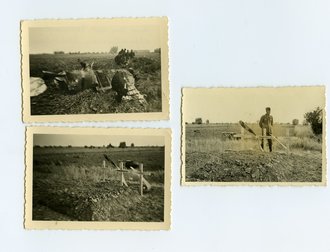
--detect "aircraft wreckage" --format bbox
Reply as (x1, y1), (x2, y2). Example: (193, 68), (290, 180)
(31, 60), (147, 104)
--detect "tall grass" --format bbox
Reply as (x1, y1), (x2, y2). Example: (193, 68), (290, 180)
(279, 137), (322, 152)
(35, 164), (164, 184)
(293, 125), (314, 138)
(43, 165), (121, 183)
(186, 138), (260, 153)
(186, 136), (322, 153)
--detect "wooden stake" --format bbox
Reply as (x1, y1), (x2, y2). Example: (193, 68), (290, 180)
(103, 160), (106, 181)
(118, 161), (128, 187)
(273, 136), (288, 150)
(119, 161), (124, 186)
(139, 163), (144, 196)
(262, 128), (266, 151)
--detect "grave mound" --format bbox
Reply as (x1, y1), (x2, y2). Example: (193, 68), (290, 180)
(33, 179), (142, 221)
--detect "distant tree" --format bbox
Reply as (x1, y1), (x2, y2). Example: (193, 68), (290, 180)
(154, 48), (161, 53)
(131, 143), (135, 147)
(109, 46), (118, 54)
(292, 119), (299, 125)
(206, 119), (210, 124)
(304, 107), (323, 135)
(195, 118), (202, 124)
(68, 145), (72, 148)
(54, 51), (65, 54)
(106, 143), (114, 148)
(119, 142), (127, 148)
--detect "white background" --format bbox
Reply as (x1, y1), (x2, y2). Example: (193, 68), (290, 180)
(1, 0), (330, 251)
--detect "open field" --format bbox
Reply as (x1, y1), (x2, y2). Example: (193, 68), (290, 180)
(184, 124), (323, 183)
(32, 146), (165, 221)
(185, 123), (314, 138)
(29, 52), (162, 115)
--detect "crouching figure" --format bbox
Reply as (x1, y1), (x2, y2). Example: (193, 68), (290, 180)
(111, 69), (147, 104)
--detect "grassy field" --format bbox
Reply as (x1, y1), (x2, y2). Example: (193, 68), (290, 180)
(29, 52), (162, 115)
(185, 122), (313, 138)
(184, 123), (323, 182)
(33, 146), (165, 221)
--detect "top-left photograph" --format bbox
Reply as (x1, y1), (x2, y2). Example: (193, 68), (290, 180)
(21, 17), (169, 122)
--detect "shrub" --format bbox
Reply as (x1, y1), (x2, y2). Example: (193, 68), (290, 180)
(292, 119), (299, 125)
(304, 107), (323, 135)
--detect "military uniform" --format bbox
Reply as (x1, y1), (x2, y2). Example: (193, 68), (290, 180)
(259, 113), (273, 152)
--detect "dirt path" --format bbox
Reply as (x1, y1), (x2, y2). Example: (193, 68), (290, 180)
(185, 150), (322, 182)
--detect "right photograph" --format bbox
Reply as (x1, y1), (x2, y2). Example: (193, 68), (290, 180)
(182, 86), (326, 186)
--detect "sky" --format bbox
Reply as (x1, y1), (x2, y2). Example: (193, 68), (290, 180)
(183, 86), (325, 124)
(29, 23), (161, 54)
(33, 134), (164, 147)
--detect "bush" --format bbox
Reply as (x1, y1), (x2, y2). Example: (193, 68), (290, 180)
(292, 119), (299, 125)
(304, 107), (323, 135)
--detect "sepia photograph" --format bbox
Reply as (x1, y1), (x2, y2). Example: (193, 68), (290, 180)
(21, 18), (169, 122)
(182, 86), (326, 185)
(25, 127), (171, 230)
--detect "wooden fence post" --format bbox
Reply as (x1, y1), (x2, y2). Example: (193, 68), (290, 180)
(103, 160), (106, 181)
(139, 163), (143, 196)
(119, 161), (124, 186)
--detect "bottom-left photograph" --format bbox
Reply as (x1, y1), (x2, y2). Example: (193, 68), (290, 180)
(25, 127), (171, 230)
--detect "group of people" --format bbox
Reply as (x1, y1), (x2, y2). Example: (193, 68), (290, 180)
(115, 49), (135, 66)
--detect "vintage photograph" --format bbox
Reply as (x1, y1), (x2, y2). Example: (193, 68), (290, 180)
(182, 86), (326, 185)
(25, 127), (171, 230)
(21, 18), (169, 122)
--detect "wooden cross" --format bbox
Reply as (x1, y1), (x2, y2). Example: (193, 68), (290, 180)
(117, 161), (128, 187)
(128, 163), (152, 195)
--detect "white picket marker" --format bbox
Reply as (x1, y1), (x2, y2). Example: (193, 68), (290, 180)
(139, 163), (144, 196)
(103, 160), (106, 181)
(118, 161), (128, 187)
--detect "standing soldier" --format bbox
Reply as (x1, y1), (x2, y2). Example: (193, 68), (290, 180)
(259, 107), (273, 152)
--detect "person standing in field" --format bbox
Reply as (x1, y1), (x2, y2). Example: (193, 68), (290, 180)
(259, 107), (273, 152)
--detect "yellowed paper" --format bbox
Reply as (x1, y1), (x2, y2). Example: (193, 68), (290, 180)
(25, 127), (171, 230)
(21, 18), (169, 122)
(181, 86), (326, 186)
